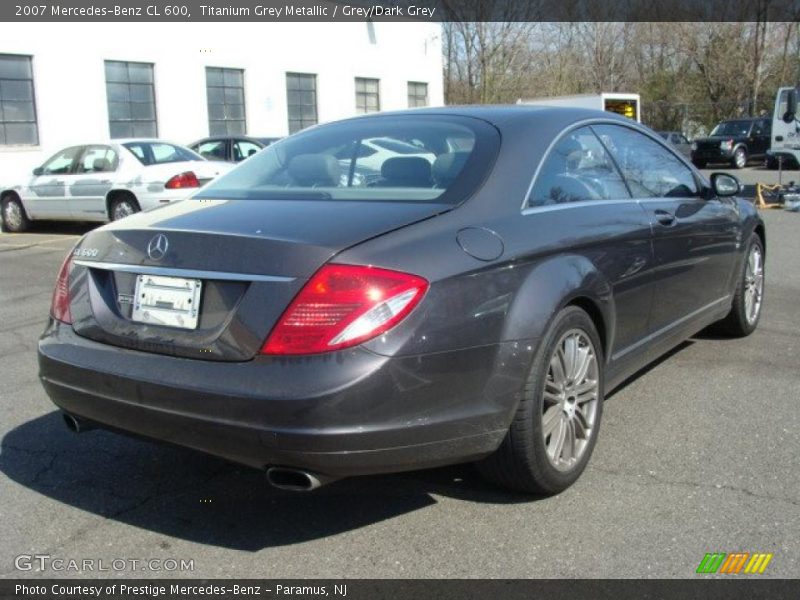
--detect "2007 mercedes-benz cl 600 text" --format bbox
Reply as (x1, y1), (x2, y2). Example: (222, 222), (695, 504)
(38, 107), (765, 494)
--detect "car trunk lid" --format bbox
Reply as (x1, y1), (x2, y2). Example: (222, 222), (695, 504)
(68, 198), (448, 360)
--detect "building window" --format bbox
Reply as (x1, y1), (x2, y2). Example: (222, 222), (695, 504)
(355, 77), (380, 114)
(206, 67), (245, 136)
(286, 73), (317, 134)
(407, 82), (428, 108)
(0, 54), (38, 145)
(105, 60), (157, 139)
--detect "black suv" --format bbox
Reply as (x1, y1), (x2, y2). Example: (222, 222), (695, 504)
(691, 118), (771, 169)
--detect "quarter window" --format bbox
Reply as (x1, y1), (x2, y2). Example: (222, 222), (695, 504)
(0, 54), (38, 145)
(286, 73), (318, 134)
(593, 124), (699, 198)
(528, 126), (630, 207)
(355, 78), (380, 114)
(206, 67), (246, 136)
(105, 60), (157, 138)
(408, 82), (428, 108)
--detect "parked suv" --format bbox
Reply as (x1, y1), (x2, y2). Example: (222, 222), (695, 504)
(691, 118), (771, 169)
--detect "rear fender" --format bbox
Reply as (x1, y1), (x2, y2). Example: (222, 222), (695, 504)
(501, 254), (615, 361)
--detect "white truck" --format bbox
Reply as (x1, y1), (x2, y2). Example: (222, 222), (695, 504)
(516, 92), (642, 122)
(767, 87), (800, 168)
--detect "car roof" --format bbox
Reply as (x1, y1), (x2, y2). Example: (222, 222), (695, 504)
(335, 104), (640, 133)
(189, 135), (269, 146)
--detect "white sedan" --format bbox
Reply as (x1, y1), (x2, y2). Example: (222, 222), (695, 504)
(0, 139), (233, 232)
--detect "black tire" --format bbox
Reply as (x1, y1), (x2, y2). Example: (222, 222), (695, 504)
(108, 193), (140, 221)
(714, 235), (765, 337)
(731, 147), (747, 169)
(692, 159), (707, 169)
(1, 193), (30, 232)
(477, 306), (604, 495)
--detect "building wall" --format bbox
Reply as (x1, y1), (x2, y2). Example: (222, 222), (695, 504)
(0, 21), (443, 181)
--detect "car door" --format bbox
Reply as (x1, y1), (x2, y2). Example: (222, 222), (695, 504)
(232, 139), (262, 162)
(750, 119), (770, 157)
(24, 146), (83, 219)
(525, 125), (655, 356)
(193, 138), (229, 162)
(594, 124), (740, 334)
(69, 145), (119, 220)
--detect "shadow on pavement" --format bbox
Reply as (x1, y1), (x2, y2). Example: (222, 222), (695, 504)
(1, 411), (538, 551)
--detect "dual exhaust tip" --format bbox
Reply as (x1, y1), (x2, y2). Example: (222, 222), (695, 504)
(62, 412), (331, 492)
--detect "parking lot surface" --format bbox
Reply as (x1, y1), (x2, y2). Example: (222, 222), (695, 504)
(0, 208), (798, 579)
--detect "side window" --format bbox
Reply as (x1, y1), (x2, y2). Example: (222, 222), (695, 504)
(752, 121), (764, 136)
(196, 140), (227, 161)
(233, 140), (261, 162)
(41, 146), (82, 175)
(677, 134), (689, 145)
(528, 126), (630, 207)
(79, 146), (118, 173)
(593, 124), (699, 199)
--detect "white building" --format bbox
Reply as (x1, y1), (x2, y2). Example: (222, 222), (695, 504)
(0, 21), (443, 180)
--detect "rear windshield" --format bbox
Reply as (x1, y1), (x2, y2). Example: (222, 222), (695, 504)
(710, 121), (752, 137)
(123, 142), (203, 166)
(194, 115), (495, 204)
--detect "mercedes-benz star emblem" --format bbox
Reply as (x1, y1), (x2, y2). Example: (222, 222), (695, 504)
(147, 234), (169, 261)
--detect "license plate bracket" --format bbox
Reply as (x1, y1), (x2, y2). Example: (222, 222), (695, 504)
(131, 274), (202, 330)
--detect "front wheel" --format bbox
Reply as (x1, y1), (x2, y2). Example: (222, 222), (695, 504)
(1, 194), (30, 232)
(477, 306), (604, 495)
(714, 235), (765, 337)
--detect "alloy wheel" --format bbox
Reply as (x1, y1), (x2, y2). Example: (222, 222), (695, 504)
(734, 149), (747, 168)
(542, 329), (600, 472)
(744, 244), (764, 324)
(113, 201), (134, 220)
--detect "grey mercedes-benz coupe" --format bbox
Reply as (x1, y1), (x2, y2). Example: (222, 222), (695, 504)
(38, 106), (765, 495)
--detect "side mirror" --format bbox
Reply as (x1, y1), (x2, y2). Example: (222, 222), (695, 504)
(32, 167), (43, 176)
(783, 88), (798, 123)
(710, 172), (741, 197)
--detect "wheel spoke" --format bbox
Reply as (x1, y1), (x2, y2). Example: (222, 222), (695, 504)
(573, 346), (593, 385)
(550, 353), (566, 386)
(549, 417), (567, 462)
(562, 420), (576, 462)
(574, 407), (590, 439)
(542, 405), (561, 437)
(563, 335), (578, 380)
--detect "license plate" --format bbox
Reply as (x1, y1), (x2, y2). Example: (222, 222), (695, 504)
(131, 274), (202, 330)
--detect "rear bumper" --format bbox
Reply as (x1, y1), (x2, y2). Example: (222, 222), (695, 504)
(38, 321), (532, 477)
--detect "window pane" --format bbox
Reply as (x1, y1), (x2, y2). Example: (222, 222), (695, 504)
(128, 63), (153, 84)
(4, 122), (36, 144)
(1, 100), (34, 121)
(224, 86), (243, 105)
(110, 121), (133, 138)
(207, 103), (225, 120)
(104, 61), (129, 82)
(132, 121), (157, 137)
(0, 55), (32, 79)
(593, 124), (699, 198)
(529, 126), (629, 207)
(209, 121), (227, 136)
(129, 84), (152, 103)
(1, 79), (33, 101)
(130, 102), (155, 120)
(223, 69), (243, 87)
(227, 120), (245, 135)
(226, 103), (245, 120)
(106, 82), (130, 102)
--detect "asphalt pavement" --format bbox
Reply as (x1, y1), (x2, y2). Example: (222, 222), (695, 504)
(0, 208), (798, 579)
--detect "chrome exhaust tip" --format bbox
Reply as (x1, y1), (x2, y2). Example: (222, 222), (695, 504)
(266, 467), (330, 492)
(62, 412), (95, 434)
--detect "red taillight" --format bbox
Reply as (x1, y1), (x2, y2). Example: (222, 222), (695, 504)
(165, 171), (200, 189)
(50, 251), (73, 324)
(261, 264), (428, 355)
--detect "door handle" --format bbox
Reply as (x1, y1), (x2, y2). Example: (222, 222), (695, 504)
(776, 136), (784, 141)
(654, 209), (676, 226)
